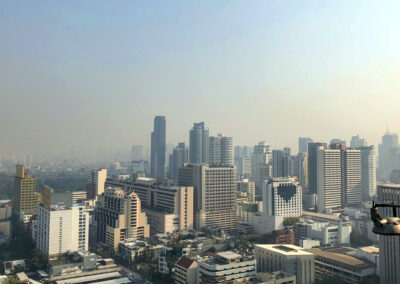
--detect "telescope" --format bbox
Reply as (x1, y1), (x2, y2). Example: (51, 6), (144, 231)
(371, 201), (400, 235)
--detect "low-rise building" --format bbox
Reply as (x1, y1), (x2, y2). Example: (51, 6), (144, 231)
(255, 244), (315, 284)
(265, 227), (294, 245)
(197, 251), (256, 283)
(174, 255), (198, 284)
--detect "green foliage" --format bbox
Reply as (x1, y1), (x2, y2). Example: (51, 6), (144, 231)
(283, 217), (300, 226)
(5, 277), (18, 284)
(350, 229), (374, 247)
(31, 249), (49, 270)
(314, 275), (342, 284)
(248, 234), (266, 244)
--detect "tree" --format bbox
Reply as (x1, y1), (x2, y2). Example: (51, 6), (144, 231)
(30, 249), (48, 270)
(283, 217), (300, 226)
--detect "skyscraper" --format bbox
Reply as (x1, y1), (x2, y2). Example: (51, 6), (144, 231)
(208, 134), (233, 165)
(378, 132), (398, 181)
(358, 146), (376, 199)
(24, 154), (32, 169)
(131, 145), (144, 161)
(298, 137), (313, 153)
(317, 147), (342, 213)
(14, 165), (39, 221)
(350, 135), (367, 148)
(343, 149), (362, 207)
(307, 142), (327, 194)
(252, 141), (272, 194)
(330, 138), (346, 146)
(189, 122), (209, 163)
(178, 164), (237, 230)
(294, 152), (308, 188)
(168, 142), (188, 180)
(150, 116), (166, 178)
(272, 150), (284, 177)
(87, 168), (107, 200)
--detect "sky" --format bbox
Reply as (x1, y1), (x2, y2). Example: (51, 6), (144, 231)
(1, 1), (400, 161)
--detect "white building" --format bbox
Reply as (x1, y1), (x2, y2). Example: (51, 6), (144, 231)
(305, 218), (351, 247)
(317, 147), (342, 213)
(262, 177), (302, 217)
(197, 251), (256, 283)
(36, 204), (89, 256)
(255, 244), (315, 284)
(252, 142), (272, 195)
(358, 146), (376, 199)
(208, 134), (233, 165)
(344, 149), (362, 207)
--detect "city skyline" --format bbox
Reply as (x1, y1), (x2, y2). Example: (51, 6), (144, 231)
(2, 1), (400, 159)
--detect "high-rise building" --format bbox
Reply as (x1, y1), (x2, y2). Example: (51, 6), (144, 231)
(14, 165), (39, 220)
(255, 244), (315, 284)
(377, 184), (400, 284)
(252, 142), (272, 195)
(150, 116), (166, 178)
(330, 138), (346, 146)
(168, 142), (188, 180)
(178, 164), (237, 231)
(131, 145), (144, 161)
(237, 179), (256, 202)
(87, 168), (107, 200)
(343, 149), (362, 207)
(262, 177), (302, 217)
(208, 134), (233, 165)
(93, 188), (150, 249)
(235, 157), (252, 178)
(189, 122), (209, 163)
(36, 204), (89, 256)
(378, 132), (399, 181)
(307, 142), (327, 194)
(24, 154), (32, 169)
(317, 147), (342, 213)
(272, 150), (284, 178)
(350, 135), (367, 148)
(294, 152), (308, 189)
(298, 137), (313, 153)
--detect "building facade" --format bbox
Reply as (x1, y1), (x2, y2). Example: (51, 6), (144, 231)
(189, 122), (209, 164)
(14, 165), (39, 219)
(150, 116), (166, 178)
(208, 134), (233, 165)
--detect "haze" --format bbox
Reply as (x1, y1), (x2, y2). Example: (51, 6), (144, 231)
(1, 1), (400, 160)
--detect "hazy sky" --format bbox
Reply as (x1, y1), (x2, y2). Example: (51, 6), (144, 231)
(1, 1), (400, 160)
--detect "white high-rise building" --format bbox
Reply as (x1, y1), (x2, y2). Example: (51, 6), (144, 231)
(317, 147), (342, 213)
(36, 204), (89, 256)
(358, 146), (376, 199)
(252, 142), (272, 195)
(189, 122), (209, 164)
(344, 149), (362, 207)
(208, 134), (233, 165)
(178, 164), (237, 230)
(262, 177), (302, 217)
(350, 135), (367, 148)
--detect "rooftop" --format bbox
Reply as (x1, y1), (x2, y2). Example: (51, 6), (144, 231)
(217, 251), (242, 260)
(359, 246), (379, 255)
(308, 248), (375, 269)
(176, 256), (195, 269)
(255, 244), (314, 256)
(303, 211), (340, 221)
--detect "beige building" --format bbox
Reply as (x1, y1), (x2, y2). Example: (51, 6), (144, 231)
(93, 188), (149, 250)
(174, 255), (198, 284)
(14, 165), (39, 220)
(178, 164), (237, 231)
(255, 244), (315, 284)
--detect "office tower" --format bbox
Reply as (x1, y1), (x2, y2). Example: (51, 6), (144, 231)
(234, 146), (243, 159)
(131, 160), (150, 176)
(189, 122), (209, 163)
(87, 168), (107, 200)
(255, 244), (315, 284)
(24, 154), (32, 169)
(150, 116), (166, 178)
(272, 150), (284, 177)
(378, 132), (399, 181)
(252, 141), (272, 194)
(298, 137), (313, 153)
(197, 251), (256, 283)
(343, 149), (362, 207)
(168, 142), (188, 180)
(317, 147), (342, 213)
(307, 142), (327, 194)
(237, 179), (256, 202)
(93, 188), (150, 249)
(36, 204), (89, 256)
(235, 157), (252, 178)
(294, 152), (308, 188)
(350, 135), (367, 148)
(242, 146), (253, 158)
(178, 164), (236, 230)
(262, 177), (302, 217)
(128, 182), (193, 234)
(377, 184), (400, 284)
(208, 134), (233, 165)
(330, 138), (346, 146)
(131, 145), (144, 161)
(14, 165), (39, 219)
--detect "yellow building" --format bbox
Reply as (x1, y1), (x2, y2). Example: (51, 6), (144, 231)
(14, 165), (39, 220)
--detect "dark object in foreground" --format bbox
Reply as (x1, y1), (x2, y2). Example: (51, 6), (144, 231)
(371, 201), (400, 235)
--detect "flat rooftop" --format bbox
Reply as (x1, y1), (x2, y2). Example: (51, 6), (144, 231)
(308, 248), (375, 268)
(255, 244), (314, 256)
(359, 246), (379, 255)
(217, 251), (242, 260)
(303, 211), (339, 221)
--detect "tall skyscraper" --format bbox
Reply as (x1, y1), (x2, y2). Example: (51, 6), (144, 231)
(350, 135), (367, 148)
(307, 142), (327, 194)
(87, 168), (107, 200)
(343, 149), (362, 207)
(131, 145), (144, 161)
(208, 134), (233, 165)
(294, 152), (308, 188)
(272, 150), (284, 178)
(298, 137), (313, 153)
(14, 165), (39, 220)
(317, 147), (342, 213)
(168, 142), (188, 181)
(178, 164), (237, 230)
(378, 132), (399, 181)
(150, 116), (166, 178)
(93, 188), (150, 249)
(358, 146), (377, 199)
(189, 122), (209, 163)
(252, 141), (272, 194)
(377, 184), (400, 284)
(36, 204), (89, 256)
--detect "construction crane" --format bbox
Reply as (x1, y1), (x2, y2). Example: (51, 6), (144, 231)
(370, 201), (400, 235)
